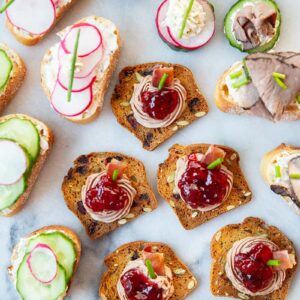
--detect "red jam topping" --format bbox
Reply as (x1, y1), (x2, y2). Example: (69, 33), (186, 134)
(141, 89), (179, 120)
(120, 269), (163, 300)
(85, 174), (129, 212)
(234, 243), (274, 293)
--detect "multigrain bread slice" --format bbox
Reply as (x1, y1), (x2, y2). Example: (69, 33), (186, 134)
(111, 62), (209, 151)
(8, 225), (81, 299)
(62, 152), (158, 240)
(157, 144), (252, 229)
(99, 241), (198, 300)
(0, 114), (54, 217)
(0, 43), (26, 114)
(210, 217), (297, 299)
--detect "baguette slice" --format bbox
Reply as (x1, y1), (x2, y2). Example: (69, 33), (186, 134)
(0, 114), (54, 217)
(41, 16), (121, 124)
(8, 225), (81, 299)
(0, 43), (26, 113)
(62, 152), (158, 240)
(157, 144), (252, 229)
(210, 217), (297, 299)
(99, 241), (197, 300)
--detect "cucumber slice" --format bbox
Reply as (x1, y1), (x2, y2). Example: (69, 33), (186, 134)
(26, 232), (76, 282)
(0, 49), (13, 91)
(224, 0), (281, 53)
(17, 254), (67, 300)
(0, 118), (40, 162)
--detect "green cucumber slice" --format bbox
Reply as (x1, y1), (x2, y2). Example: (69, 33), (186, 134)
(0, 49), (13, 91)
(17, 254), (67, 300)
(224, 0), (281, 53)
(26, 232), (76, 282)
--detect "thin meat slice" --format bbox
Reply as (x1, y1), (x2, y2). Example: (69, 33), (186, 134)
(202, 145), (226, 166)
(142, 249), (165, 276)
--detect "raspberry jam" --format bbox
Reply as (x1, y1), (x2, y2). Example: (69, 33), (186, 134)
(141, 89), (179, 120)
(120, 269), (163, 300)
(234, 243), (274, 293)
(85, 175), (128, 212)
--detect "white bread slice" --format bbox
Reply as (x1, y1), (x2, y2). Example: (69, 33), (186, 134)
(6, 0), (78, 46)
(0, 43), (26, 113)
(8, 225), (81, 300)
(41, 16), (121, 124)
(0, 114), (54, 217)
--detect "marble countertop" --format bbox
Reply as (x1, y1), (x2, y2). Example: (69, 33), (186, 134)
(1, 0), (300, 299)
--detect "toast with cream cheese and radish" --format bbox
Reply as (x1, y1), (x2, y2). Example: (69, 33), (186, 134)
(41, 16), (120, 123)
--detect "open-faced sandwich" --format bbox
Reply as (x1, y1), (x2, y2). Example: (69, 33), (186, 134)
(3, 0), (78, 45)
(215, 52), (300, 121)
(211, 217), (297, 299)
(112, 63), (208, 151)
(0, 114), (53, 217)
(8, 225), (81, 300)
(62, 152), (157, 239)
(156, 0), (215, 51)
(224, 0), (281, 53)
(0, 43), (26, 113)
(41, 16), (120, 123)
(261, 143), (300, 215)
(99, 241), (197, 300)
(158, 144), (252, 229)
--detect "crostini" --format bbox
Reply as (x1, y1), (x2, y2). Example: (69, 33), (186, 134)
(99, 241), (197, 300)
(0, 114), (54, 217)
(157, 144), (252, 229)
(41, 16), (120, 123)
(8, 225), (81, 300)
(211, 217), (297, 299)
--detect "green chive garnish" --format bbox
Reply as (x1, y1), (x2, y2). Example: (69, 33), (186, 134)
(67, 29), (81, 102)
(230, 69), (243, 80)
(158, 73), (168, 90)
(273, 76), (288, 90)
(112, 169), (119, 181)
(272, 72), (286, 80)
(267, 259), (281, 267)
(275, 165), (281, 178)
(178, 0), (194, 39)
(207, 158), (224, 170)
(289, 173), (300, 179)
(232, 77), (250, 89)
(296, 94), (300, 104)
(0, 0), (14, 13)
(145, 259), (157, 279)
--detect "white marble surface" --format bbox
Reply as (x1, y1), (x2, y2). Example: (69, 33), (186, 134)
(1, 0), (300, 299)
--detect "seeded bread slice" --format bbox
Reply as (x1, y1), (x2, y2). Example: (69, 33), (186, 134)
(111, 62), (209, 151)
(157, 144), (252, 230)
(210, 217), (297, 299)
(62, 152), (158, 240)
(99, 241), (198, 300)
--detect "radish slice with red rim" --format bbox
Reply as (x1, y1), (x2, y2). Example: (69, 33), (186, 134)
(6, 0), (56, 35)
(0, 140), (27, 185)
(27, 243), (58, 284)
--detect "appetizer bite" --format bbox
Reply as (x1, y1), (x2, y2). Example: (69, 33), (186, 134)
(112, 63), (208, 151)
(215, 52), (300, 121)
(99, 241), (197, 300)
(8, 225), (81, 300)
(0, 114), (53, 217)
(41, 16), (120, 123)
(224, 0), (281, 53)
(261, 143), (300, 215)
(156, 0), (215, 51)
(211, 217), (297, 299)
(157, 144), (252, 229)
(62, 152), (157, 239)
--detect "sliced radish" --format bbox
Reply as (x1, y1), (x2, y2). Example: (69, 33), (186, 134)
(27, 244), (58, 284)
(0, 140), (27, 185)
(6, 0), (56, 35)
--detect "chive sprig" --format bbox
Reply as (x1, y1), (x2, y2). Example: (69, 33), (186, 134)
(178, 0), (194, 39)
(0, 0), (14, 14)
(145, 259), (157, 279)
(207, 158), (224, 170)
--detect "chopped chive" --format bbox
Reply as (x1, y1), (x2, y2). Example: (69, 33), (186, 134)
(145, 259), (157, 279)
(272, 72), (286, 80)
(158, 73), (168, 90)
(232, 77), (250, 89)
(267, 259), (281, 267)
(112, 169), (119, 181)
(207, 158), (224, 170)
(289, 173), (300, 179)
(67, 29), (81, 102)
(273, 76), (288, 90)
(0, 0), (14, 13)
(178, 0), (194, 39)
(275, 165), (281, 178)
(296, 94), (300, 104)
(230, 69), (243, 80)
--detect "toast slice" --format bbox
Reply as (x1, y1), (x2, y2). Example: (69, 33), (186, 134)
(210, 217), (297, 299)
(0, 43), (26, 113)
(111, 62), (209, 151)
(157, 144), (252, 229)
(62, 152), (158, 240)
(41, 16), (121, 124)
(99, 241), (198, 300)
(8, 225), (81, 299)
(0, 114), (54, 217)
